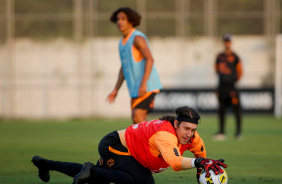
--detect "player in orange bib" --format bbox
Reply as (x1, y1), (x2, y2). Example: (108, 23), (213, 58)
(32, 106), (227, 184)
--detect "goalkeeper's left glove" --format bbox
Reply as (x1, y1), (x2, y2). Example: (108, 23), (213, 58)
(194, 157), (227, 178)
(196, 168), (202, 184)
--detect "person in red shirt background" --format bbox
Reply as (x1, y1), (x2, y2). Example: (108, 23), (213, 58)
(32, 106), (227, 184)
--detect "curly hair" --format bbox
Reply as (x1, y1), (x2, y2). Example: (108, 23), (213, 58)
(110, 7), (141, 27)
(159, 106), (201, 126)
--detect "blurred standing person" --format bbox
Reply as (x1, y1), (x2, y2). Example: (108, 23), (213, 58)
(213, 34), (243, 141)
(106, 7), (162, 124)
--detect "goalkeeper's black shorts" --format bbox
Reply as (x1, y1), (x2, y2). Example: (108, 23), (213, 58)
(90, 131), (154, 184)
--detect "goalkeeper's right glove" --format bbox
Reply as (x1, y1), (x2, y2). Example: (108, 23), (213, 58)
(194, 157), (227, 178)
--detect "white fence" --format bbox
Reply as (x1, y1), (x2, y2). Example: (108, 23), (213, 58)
(0, 36), (272, 119)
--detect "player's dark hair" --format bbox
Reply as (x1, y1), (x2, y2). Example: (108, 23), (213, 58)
(159, 106), (201, 127)
(175, 106), (200, 121)
(110, 7), (141, 27)
(159, 115), (175, 124)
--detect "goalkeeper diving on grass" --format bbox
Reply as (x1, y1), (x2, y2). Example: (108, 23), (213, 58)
(31, 106), (227, 184)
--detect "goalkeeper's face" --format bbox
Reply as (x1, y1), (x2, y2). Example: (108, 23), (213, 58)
(174, 120), (197, 144)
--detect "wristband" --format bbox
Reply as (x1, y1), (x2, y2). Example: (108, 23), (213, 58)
(191, 158), (196, 168)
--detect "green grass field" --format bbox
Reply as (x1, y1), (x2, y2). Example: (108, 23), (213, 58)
(0, 114), (282, 184)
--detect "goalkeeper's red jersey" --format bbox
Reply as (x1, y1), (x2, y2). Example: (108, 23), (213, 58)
(125, 119), (206, 174)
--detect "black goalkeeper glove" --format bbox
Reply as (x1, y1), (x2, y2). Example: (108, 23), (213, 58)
(194, 157), (227, 178)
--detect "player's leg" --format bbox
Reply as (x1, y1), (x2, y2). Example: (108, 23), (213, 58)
(233, 104), (242, 139)
(132, 108), (147, 124)
(84, 157), (154, 184)
(31, 155), (83, 182)
(74, 160), (135, 184)
(231, 90), (242, 139)
(131, 92), (156, 124)
(213, 90), (227, 141)
(219, 98), (226, 134)
(75, 159), (154, 184)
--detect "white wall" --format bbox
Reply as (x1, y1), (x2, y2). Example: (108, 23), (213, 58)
(0, 36), (271, 118)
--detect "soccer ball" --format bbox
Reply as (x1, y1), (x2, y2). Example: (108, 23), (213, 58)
(199, 167), (228, 184)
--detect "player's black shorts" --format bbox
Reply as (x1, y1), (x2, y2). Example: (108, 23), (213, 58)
(95, 131), (154, 184)
(97, 131), (132, 169)
(131, 92), (157, 112)
(217, 86), (240, 106)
